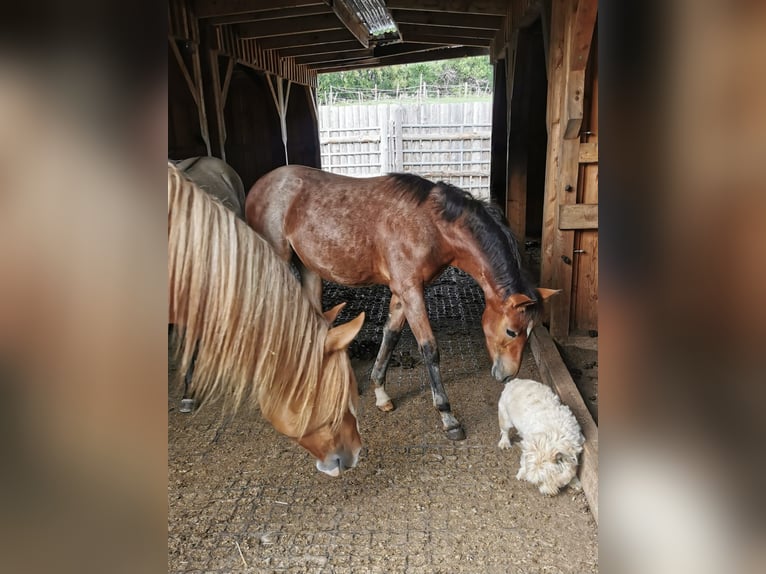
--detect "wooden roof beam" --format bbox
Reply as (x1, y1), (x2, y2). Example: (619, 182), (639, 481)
(257, 28), (356, 50)
(398, 23), (497, 40)
(389, 9), (503, 30)
(273, 41), (364, 58)
(205, 5), (332, 26)
(325, 0), (372, 48)
(398, 34), (491, 48)
(237, 13), (342, 38)
(294, 48), (374, 65)
(195, 0), (325, 19)
(384, 0), (508, 16)
(312, 46), (489, 72)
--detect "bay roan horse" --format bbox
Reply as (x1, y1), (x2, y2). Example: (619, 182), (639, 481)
(168, 163), (365, 476)
(246, 166), (558, 441)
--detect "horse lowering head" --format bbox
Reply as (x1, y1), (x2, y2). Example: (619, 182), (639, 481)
(270, 311), (365, 477)
(483, 288), (560, 381)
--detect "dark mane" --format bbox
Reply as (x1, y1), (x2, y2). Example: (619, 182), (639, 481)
(435, 181), (540, 307)
(387, 173), (434, 204)
(384, 172), (539, 306)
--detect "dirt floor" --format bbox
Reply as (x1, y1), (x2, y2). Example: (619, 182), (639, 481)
(168, 268), (598, 573)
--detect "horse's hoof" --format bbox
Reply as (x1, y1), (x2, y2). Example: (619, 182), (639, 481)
(377, 400), (395, 412)
(179, 398), (195, 413)
(445, 425), (466, 441)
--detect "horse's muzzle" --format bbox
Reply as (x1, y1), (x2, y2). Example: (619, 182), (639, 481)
(315, 448), (360, 477)
(491, 359), (519, 382)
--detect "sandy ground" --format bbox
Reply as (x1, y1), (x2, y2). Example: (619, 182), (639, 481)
(168, 269), (597, 573)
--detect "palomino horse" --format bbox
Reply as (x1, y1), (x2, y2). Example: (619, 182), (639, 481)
(172, 156), (246, 218)
(246, 166), (558, 441)
(168, 163), (365, 475)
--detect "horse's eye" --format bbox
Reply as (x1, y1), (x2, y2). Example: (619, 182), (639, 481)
(506, 329), (517, 338)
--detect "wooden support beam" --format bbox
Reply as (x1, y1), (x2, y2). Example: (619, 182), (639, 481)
(530, 325), (598, 524)
(570, 0), (598, 71)
(385, 0), (508, 16)
(195, 0), (323, 19)
(396, 34), (491, 48)
(294, 48), (373, 65)
(257, 28), (355, 50)
(562, 0), (596, 139)
(274, 40), (362, 58)
(398, 23), (498, 40)
(206, 4), (331, 26)
(237, 13), (342, 38)
(578, 141), (598, 163)
(326, 0), (371, 48)
(312, 46), (489, 72)
(221, 57), (234, 105)
(390, 9), (503, 29)
(558, 204), (598, 230)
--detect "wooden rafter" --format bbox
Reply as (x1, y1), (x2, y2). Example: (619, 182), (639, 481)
(398, 23), (497, 40)
(257, 28), (355, 50)
(206, 4), (331, 26)
(237, 13), (342, 38)
(390, 9), (503, 29)
(311, 46), (488, 72)
(274, 40), (362, 57)
(384, 0), (508, 16)
(195, 0), (324, 19)
(397, 33), (491, 48)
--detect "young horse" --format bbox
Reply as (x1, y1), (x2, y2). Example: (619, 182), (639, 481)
(246, 166), (558, 441)
(168, 163), (365, 475)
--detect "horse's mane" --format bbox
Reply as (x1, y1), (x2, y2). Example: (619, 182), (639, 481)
(386, 173), (540, 308)
(168, 163), (351, 437)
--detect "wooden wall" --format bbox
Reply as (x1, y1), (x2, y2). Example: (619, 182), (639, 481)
(491, 0), (598, 340)
(168, 0), (321, 194)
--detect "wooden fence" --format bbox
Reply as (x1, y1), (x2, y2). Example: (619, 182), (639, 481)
(318, 101), (492, 199)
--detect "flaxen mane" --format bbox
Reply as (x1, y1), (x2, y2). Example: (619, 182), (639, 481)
(168, 163), (351, 436)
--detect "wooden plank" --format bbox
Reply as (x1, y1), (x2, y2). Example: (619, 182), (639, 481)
(398, 23), (498, 40)
(530, 325), (598, 524)
(169, 39), (199, 107)
(327, 0), (371, 48)
(257, 28), (356, 50)
(390, 9), (504, 30)
(563, 68), (585, 139)
(578, 141), (598, 163)
(237, 13), (342, 38)
(558, 204), (597, 229)
(195, 0), (322, 19)
(206, 4), (331, 25)
(385, 0), (508, 16)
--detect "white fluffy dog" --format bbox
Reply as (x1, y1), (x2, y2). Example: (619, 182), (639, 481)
(498, 378), (584, 495)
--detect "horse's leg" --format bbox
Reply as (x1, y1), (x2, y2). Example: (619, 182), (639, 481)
(179, 343), (199, 413)
(399, 287), (466, 441)
(370, 294), (407, 412)
(293, 256), (323, 313)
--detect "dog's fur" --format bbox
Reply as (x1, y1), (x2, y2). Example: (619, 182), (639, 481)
(498, 378), (584, 495)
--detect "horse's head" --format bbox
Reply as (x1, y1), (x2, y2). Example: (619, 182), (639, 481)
(482, 288), (560, 381)
(275, 311), (365, 477)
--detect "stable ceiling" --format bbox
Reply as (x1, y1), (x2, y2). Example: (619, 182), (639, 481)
(194, 0), (508, 73)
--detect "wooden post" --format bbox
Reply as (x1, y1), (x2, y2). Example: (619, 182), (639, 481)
(200, 24), (229, 160)
(169, 37), (210, 156)
(394, 106), (404, 171)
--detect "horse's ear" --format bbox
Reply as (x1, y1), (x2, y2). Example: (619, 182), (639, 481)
(325, 312), (365, 354)
(323, 302), (346, 324)
(536, 288), (562, 301)
(507, 293), (535, 309)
